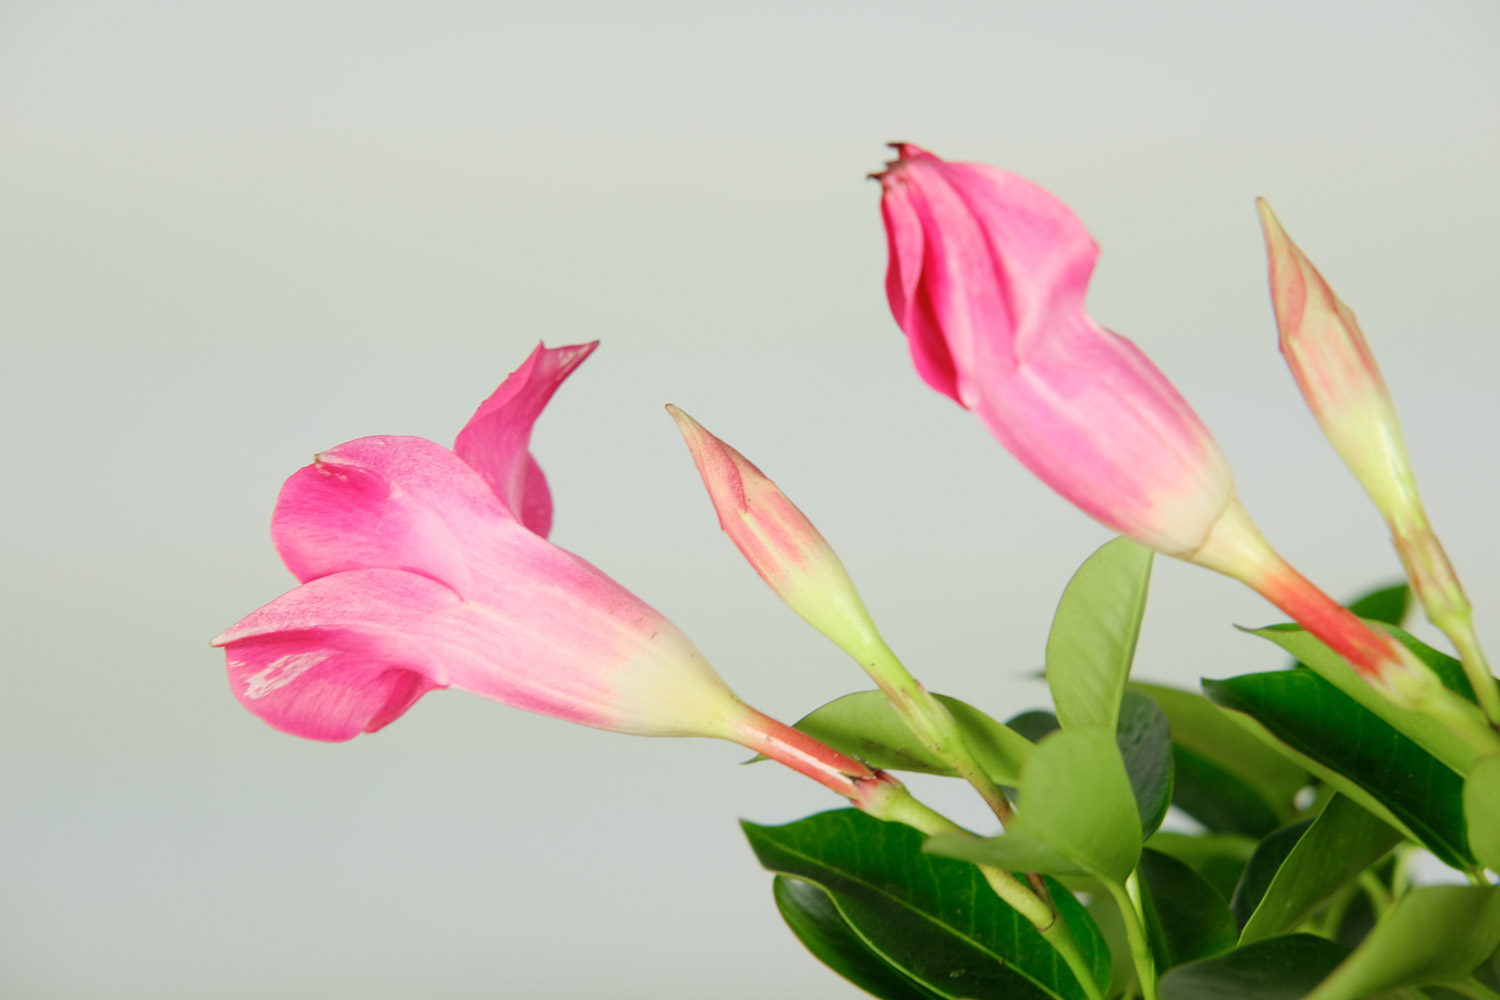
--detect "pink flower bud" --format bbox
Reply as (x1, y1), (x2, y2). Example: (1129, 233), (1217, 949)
(1257, 200), (1421, 524)
(666, 405), (887, 661)
(875, 143), (1235, 557)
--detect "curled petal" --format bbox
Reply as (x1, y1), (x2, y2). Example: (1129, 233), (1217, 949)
(272, 435), (514, 593)
(454, 341), (598, 536)
(214, 569), (459, 741)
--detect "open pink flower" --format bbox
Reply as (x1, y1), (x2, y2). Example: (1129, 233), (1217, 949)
(875, 143), (1235, 557)
(215, 343), (746, 742)
(213, 343), (900, 806)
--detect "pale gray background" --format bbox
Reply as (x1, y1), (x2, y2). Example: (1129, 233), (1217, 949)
(3, 1), (1498, 997)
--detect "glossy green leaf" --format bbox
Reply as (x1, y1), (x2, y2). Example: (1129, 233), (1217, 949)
(1145, 832), (1257, 903)
(772, 876), (944, 1000)
(1231, 819), (1314, 930)
(926, 728), (1141, 884)
(1046, 537), (1154, 734)
(1117, 691), (1173, 838)
(1240, 795), (1400, 944)
(1160, 934), (1350, 1000)
(778, 691), (1034, 786)
(744, 809), (1109, 1000)
(1204, 671), (1473, 869)
(1138, 848), (1237, 969)
(1464, 754), (1500, 872)
(1247, 624), (1478, 776)
(1006, 710), (1061, 744)
(1345, 583), (1410, 626)
(1306, 886), (1500, 1000)
(1133, 681), (1304, 835)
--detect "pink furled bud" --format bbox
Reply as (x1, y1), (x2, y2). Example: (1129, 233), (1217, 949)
(1259, 201), (1500, 725)
(666, 405), (886, 661)
(872, 145), (1496, 746)
(875, 143), (1235, 557)
(1257, 200), (1419, 524)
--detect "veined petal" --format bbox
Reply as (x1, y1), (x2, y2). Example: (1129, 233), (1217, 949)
(214, 565), (745, 742)
(454, 340), (598, 536)
(272, 435), (512, 593)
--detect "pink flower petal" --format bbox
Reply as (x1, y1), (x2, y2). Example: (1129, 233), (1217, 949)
(213, 569), (460, 741)
(215, 557), (743, 741)
(454, 341), (598, 536)
(271, 435), (515, 592)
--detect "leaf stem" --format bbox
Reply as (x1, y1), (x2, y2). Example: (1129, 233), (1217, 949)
(1105, 874), (1159, 1000)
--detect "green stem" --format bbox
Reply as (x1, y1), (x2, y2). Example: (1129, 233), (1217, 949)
(1039, 907), (1108, 1000)
(1356, 870), (1393, 919)
(1439, 610), (1500, 729)
(1443, 979), (1500, 1000)
(1418, 682), (1500, 759)
(1105, 875), (1159, 1000)
(873, 784), (1105, 1000)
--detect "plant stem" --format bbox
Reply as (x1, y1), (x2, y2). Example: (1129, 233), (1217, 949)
(1439, 610), (1500, 729)
(1105, 874), (1159, 1000)
(1444, 979), (1500, 1000)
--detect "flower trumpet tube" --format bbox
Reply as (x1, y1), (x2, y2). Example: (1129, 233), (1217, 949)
(667, 404), (1016, 822)
(1258, 200), (1500, 727)
(873, 144), (1496, 751)
(213, 343), (925, 811)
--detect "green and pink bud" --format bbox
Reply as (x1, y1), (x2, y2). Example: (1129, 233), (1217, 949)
(667, 404), (893, 666)
(1258, 201), (1499, 725)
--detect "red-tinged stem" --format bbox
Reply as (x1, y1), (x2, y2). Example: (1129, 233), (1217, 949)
(1190, 499), (1398, 680)
(1189, 500), (1500, 757)
(727, 705), (893, 807)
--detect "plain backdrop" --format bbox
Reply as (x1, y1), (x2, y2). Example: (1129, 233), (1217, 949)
(3, 2), (1498, 997)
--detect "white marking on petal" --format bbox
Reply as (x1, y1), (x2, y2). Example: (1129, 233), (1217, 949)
(243, 651), (329, 699)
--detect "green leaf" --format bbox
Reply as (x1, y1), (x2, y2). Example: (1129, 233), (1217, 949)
(1138, 848), (1237, 969)
(1047, 537), (1154, 733)
(1345, 583), (1410, 626)
(1246, 624), (1478, 776)
(1159, 934), (1350, 1000)
(1305, 886), (1500, 1000)
(1145, 832), (1257, 903)
(776, 691), (1034, 786)
(1133, 681), (1305, 836)
(1171, 745), (1287, 839)
(1231, 819), (1315, 930)
(744, 809), (1109, 1000)
(1006, 710), (1061, 744)
(1117, 691), (1173, 838)
(1204, 671), (1473, 869)
(926, 728), (1142, 884)
(1464, 755), (1500, 872)
(771, 876), (945, 1000)
(1240, 795), (1401, 944)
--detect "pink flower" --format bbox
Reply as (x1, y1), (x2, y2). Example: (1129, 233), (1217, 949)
(215, 343), (744, 742)
(213, 343), (903, 806)
(871, 144), (1467, 717)
(874, 143), (1234, 557)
